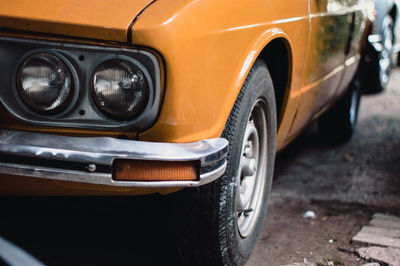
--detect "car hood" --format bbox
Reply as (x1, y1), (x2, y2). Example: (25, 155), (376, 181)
(0, 0), (154, 42)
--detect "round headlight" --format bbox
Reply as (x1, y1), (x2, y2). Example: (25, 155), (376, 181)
(16, 53), (74, 114)
(91, 59), (150, 120)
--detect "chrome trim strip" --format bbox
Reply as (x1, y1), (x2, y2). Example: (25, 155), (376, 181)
(0, 130), (228, 188)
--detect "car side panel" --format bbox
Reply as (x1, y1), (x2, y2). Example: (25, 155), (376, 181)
(286, 0), (360, 139)
(337, 1), (367, 98)
(133, 0), (309, 150)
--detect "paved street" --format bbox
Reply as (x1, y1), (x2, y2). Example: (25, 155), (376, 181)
(1, 68), (400, 265)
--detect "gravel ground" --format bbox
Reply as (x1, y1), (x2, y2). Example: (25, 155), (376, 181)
(1, 68), (400, 266)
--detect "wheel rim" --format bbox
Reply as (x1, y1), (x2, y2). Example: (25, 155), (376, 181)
(236, 99), (268, 238)
(379, 18), (394, 87)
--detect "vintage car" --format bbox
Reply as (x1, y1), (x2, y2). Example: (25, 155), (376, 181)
(362, 0), (400, 94)
(0, 0), (371, 265)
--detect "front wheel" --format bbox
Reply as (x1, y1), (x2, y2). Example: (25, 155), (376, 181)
(175, 59), (277, 265)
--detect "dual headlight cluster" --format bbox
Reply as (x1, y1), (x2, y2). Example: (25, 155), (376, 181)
(16, 52), (150, 120)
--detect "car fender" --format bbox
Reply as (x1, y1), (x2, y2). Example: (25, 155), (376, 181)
(131, 0), (307, 146)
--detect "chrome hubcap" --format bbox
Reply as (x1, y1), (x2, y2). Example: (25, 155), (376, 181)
(236, 99), (268, 238)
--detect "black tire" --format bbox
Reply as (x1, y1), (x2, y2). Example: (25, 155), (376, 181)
(175, 59), (277, 266)
(317, 81), (361, 143)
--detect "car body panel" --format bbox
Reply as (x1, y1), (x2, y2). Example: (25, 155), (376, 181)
(0, 0), (369, 195)
(0, 0), (154, 42)
(0, 173), (181, 196)
(289, 0), (367, 136)
(133, 0), (309, 149)
(135, 0), (367, 151)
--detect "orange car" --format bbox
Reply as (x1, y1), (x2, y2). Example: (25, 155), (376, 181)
(0, 0), (371, 265)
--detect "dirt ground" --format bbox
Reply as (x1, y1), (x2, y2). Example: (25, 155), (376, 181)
(248, 67), (400, 266)
(1, 69), (400, 266)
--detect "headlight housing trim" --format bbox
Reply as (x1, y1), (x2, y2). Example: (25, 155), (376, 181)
(0, 36), (163, 132)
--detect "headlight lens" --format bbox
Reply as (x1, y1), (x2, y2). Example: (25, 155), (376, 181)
(17, 53), (73, 114)
(91, 59), (150, 120)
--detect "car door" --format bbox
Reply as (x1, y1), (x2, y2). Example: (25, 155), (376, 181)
(336, 0), (366, 96)
(287, 0), (356, 138)
(308, 0), (357, 112)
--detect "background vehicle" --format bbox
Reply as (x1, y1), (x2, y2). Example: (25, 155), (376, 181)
(0, 1), (370, 265)
(362, 0), (400, 93)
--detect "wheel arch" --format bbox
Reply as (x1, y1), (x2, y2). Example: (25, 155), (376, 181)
(233, 31), (293, 131)
(257, 38), (292, 129)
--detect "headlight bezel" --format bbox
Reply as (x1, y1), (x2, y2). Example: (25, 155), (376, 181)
(0, 36), (163, 131)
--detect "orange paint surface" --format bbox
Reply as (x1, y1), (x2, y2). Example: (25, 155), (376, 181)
(0, 0), (370, 195)
(0, 0), (153, 41)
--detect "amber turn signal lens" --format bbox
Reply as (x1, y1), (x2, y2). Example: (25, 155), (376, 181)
(113, 160), (198, 181)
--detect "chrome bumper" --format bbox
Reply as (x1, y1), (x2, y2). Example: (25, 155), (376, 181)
(0, 130), (228, 188)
